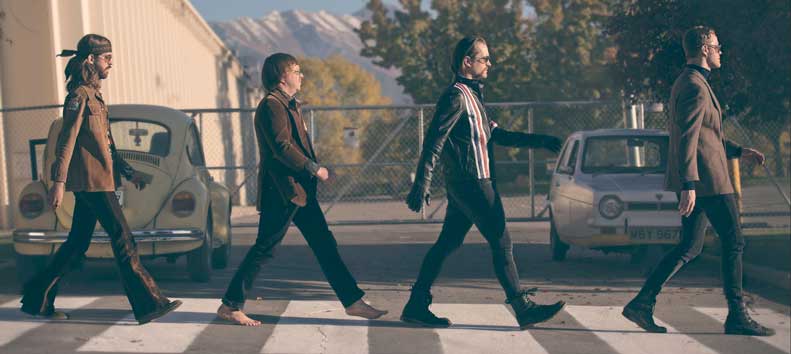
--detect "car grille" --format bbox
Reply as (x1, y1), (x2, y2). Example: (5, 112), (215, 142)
(118, 151), (161, 167)
(627, 202), (678, 211)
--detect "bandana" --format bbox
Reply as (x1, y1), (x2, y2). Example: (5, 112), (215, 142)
(57, 42), (112, 58)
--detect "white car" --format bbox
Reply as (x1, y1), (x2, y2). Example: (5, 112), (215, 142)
(13, 105), (232, 282)
(548, 129), (681, 262)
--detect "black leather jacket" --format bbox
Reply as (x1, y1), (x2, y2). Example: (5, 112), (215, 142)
(413, 76), (552, 186)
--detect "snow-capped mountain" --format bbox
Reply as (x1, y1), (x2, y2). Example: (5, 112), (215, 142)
(210, 9), (408, 103)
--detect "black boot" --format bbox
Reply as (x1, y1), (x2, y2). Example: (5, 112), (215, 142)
(724, 303), (775, 336)
(622, 296), (667, 333)
(507, 288), (565, 330)
(400, 288), (451, 328)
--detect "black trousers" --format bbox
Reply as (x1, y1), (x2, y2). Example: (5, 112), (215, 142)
(222, 191), (365, 309)
(637, 193), (744, 304)
(413, 179), (521, 299)
(21, 192), (171, 320)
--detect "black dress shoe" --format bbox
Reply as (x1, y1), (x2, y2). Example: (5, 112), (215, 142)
(724, 308), (776, 336)
(622, 301), (667, 333)
(508, 288), (565, 330)
(401, 291), (451, 328)
(137, 300), (182, 325)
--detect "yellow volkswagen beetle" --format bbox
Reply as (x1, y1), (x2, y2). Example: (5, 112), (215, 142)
(13, 104), (232, 282)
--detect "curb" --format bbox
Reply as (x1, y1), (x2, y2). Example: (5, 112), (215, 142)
(699, 253), (790, 291)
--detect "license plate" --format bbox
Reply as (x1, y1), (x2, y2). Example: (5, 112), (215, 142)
(629, 228), (680, 243)
(114, 190), (124, 208)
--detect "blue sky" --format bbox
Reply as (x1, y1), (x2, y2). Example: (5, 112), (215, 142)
(191, 0), (387, 21)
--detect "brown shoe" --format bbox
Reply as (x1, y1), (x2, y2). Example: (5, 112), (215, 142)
(43, 310), (70, 320)
(137, 300), (182, 325)
(21, 308), (69, 320)
(345, 299), (388, 320)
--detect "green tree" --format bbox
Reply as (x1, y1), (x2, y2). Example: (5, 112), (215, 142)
(608, 0), (791, 176)
(357, 0), (536, 103)
(297, 55), (407, 198)
(357, 0), (620, 102)
(298, 55), (391, 166)
(530, 0), (619, 100)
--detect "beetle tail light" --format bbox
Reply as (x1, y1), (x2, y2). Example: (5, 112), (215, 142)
(171, 191), (196, 217)
(19, 193), (46, 219)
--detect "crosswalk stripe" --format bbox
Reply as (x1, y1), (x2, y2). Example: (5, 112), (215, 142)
(185, 299), (290, 354)
(694, 307), (791, 353)
(0, 297), (98, 346)
(430, 303), (550, 354)
(657, 303), (788, 354)
(77, 298), (217, 353)
(564, 305), (718, 354)
(260, 300), (369, 354)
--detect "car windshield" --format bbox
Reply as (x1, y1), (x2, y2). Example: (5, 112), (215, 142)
(581, 135), (668, 174)
(109, 119), (170, 157)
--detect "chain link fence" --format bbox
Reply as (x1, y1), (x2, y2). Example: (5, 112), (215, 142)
(1, 101), (788, 228)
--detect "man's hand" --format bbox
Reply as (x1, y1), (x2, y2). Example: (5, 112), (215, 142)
(406, 182), (430, 212)
(678, 189), (696, 217)
(316, 167), (330, 181)
(49, 182), (65, 209)
(129, 171), (149, 190)
(741, 148), (765, 166)
(539, 134), (562, 153)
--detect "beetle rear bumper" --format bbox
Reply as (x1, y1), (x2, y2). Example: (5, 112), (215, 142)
(13, 229), (205, 258)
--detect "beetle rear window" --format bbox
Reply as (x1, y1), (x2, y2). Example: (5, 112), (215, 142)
(582, 136), (668, 174)
(109, 120), (170, 157)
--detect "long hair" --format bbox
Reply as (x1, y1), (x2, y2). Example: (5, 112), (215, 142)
(64, 34), (111, 92)
(451, 36), (487, 75)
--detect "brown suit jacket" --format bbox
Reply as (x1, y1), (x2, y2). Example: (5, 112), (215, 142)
(255, 88), (318, 211)
(665, 67), (742, 196)
(51, 85), (134, 192)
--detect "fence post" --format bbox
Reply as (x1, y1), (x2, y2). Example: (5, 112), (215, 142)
(310, 109), (315, 145)
(418, 108), (426, 220)
(528, 107), (535, 218)
(198, 112), (204, 142)
(638, 103), (645, 129)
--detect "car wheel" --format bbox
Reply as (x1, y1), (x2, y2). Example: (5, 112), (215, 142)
(211, 208), (232, 269)
(187, 212), (212, 282)
(15, 253), (47, 285)
(550, 211), (569, 261)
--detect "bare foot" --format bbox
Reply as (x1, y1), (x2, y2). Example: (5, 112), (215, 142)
(217, 304), (261, 326)
(345, 299), (388, 319)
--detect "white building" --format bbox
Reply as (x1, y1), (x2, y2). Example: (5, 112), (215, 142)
(0, 0), (262, 228)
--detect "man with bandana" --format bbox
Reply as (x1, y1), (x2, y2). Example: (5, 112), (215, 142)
(402, 36), (566, 329)
(20, 34), (182, 325)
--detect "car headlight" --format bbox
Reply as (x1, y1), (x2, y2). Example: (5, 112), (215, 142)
(171, 191), (196, 217)
(598, 195), (624, 219)
(19, 193), (46, 219)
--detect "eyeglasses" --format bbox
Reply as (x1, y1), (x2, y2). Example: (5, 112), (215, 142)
(95, 54), (113, 62)
(290, 70), (304, 77)
(468, 56), (491, 64)
(704, 44), (722, 53)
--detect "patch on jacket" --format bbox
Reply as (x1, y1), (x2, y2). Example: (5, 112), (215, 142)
(66, 97), (81, 111)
